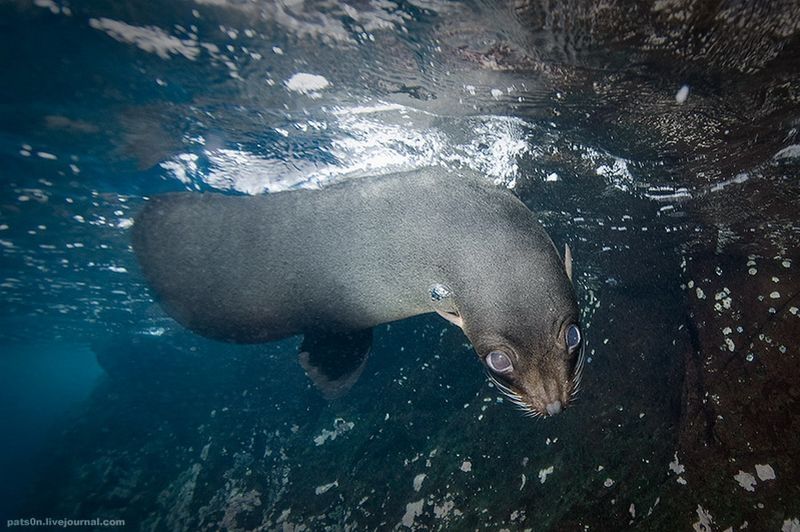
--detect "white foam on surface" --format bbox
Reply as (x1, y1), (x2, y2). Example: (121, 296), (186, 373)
(285, 73), (330, 95)
(160, 103), (533, 193)
(595, 157), (634, 191)
(88, 18), (200, 60)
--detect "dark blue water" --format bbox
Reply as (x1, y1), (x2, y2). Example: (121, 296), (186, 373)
(0, 343), (101, 520)
(1, 1), (799, 530)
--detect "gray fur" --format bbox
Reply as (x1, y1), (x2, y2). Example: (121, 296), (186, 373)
(133, 166), (581, 415)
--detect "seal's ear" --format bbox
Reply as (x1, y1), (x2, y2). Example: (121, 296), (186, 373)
(429, 283), (464, 329)
(434, 307), (464, 329)
(564, 243), (573, 283)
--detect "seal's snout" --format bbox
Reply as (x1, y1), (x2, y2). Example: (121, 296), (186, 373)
(545, 400), (563, 416)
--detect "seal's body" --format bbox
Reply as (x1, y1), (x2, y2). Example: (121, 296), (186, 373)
(133, 167), (583, 415)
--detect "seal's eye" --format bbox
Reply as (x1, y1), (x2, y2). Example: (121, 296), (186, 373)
(486, 350), (513, 374)
(566, 324), (581, 352)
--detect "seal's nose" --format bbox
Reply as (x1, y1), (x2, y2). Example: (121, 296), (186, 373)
(545, 400), (562, 416)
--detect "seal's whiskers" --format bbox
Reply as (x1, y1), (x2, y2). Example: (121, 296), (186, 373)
(569, 342), (587, 400)
(487, 373), (539, 417)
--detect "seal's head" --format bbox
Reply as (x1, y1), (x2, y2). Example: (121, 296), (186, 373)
(476, 318), (584, 418)
(430, 243), (583, 418)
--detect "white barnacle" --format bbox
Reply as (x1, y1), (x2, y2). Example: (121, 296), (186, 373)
(429, 283), (452, 302)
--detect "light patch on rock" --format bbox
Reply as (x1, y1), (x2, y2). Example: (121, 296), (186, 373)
(755, 464), (776, 481)
(538, 466), (554, 484)
(774, 144), (800, 160)
(401, 499), (424, 528)
(160, 463), (203, 531)
(460, 460), (472, 472)
(33, 0), (60, 13)
(277, 508), (291, 523)
(604, 478), (614, 488)
(200, 442), (211, 461)
(709, 172), (750, 193)
(782, 518), (800, 532)
(221, 489), (263, 531)
(315, 480), (338, 495)
(647, 497), (661, 517)
(693, 505), (714, 532)
(695, 287), (706, 299)
(413, 473), (426, 492)
(313, 418), (354, 446)
(734, 470), (756, 492)
(668, 452), (685, 475)
(675, 84), (690, 104)
(433, 499), (457, 519)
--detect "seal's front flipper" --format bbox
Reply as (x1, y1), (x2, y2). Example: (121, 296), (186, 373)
(298, 329), (373, 400)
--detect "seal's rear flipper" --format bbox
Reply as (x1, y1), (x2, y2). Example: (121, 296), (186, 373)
(298, 329), (373, 400)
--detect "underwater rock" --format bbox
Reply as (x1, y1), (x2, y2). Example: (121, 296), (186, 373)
(669, 250), (800, 528)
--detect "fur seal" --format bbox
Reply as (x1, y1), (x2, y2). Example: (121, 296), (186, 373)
(132, 167), (583, 416)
